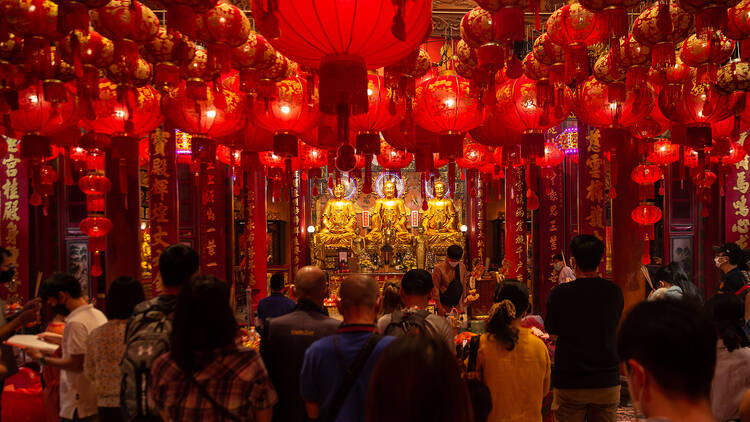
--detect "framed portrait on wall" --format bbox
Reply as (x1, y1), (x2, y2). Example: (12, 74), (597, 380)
(671, 236), (694, 282)
(67, 239), (90, 298)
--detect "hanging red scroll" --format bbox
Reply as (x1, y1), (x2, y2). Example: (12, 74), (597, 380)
(149, 128), (178, 296)
(199, 160), (227, 279)
(291, 171), (308, 274)
(726, 155), (749, 249)
(504, 166), (527, 283)
(577, 124), (608, 273)
(0, 138), (29, 303)
(243, 152), (267, 305)
(539, 163), (563, 315)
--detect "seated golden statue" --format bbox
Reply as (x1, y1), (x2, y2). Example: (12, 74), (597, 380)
(315, 182), (358, 248)
(366, 179), (413, 249)
(422, 179), (463, 247)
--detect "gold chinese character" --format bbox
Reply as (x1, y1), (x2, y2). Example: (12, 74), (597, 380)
(151, 227), (170, 248)
(152, 130), (168, 157)
(737, 157), (749, 172)
(151, 158), (167, 177)
(550, 234), (558, 250)
(738, 234), (749, 249)
(587, 129), (601, 153)
(734, 171), (749, 195)
(206, 208), (216, 222)
(732, 219), (750, 235)
(206, 239), (217, 256)
(151, 203), (169, 223)
(586, 205), (605, 229)
(3, 200), (19, 222)
(152, 179), (169, 201)
(586, 180), (606, 203)
(733, 196), (749, 218)
(2, 179), (18, 201)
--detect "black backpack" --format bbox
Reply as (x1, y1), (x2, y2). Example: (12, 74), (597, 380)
(120, 297), (175, 422)
(384, 310), (430, 337)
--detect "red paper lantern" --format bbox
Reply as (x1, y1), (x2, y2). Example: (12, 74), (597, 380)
(532, 32), (565, 85)
(677, 0), (741, 33)
(84, 80), (163, 140)
(58, 29), (115, 104)
(350, 72), (405, 156)
(413, 71), (484, 160)
(619, 33), (652, 90)
(231, 32), (278, 93)
(456, 142), (490, 169)
(260, 151), (284, 168)
(632, 1), (693, 70)
(143, 27), (196, 91)
(684, 147), (700, 168)
(251, 0), (431, 131)
(694, 169), (718, 187)
(473, 0), (534, 43)
(80, 216), (113, 237)
(377, 141), (413, 171)
(575, 76), (655, 148)
(631, 163), (663, 200)
(579, 0), (641, 38)
(728, 0), (750, 41)
(190, 0), (251, 74)
(718, 60), (750, 93)
(469, 106), (522, 148)
(252, 74), (321, 158)
(631, 203), (662, 264)
(631, 102), (671, 140)
(659, 77), (743, 147)
(461, 6), (510, 71)
(162, 81), (246, 162)
(296, 141), (328, 170)
(545, 2), (608, 81)
(680, 30), (735, 82)
(227, 121), (274, 153)
(91, 0), (159, 72)
(495, 76), (573, 156)
(53, 0), (111, 34)
(648, 140), (680, 165)
(710, 141), (746, 165)
(10, 81), (78, 159)
(536, 142), (564, 168)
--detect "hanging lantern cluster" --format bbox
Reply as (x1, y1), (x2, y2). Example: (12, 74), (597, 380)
(78, 148), (112, 277)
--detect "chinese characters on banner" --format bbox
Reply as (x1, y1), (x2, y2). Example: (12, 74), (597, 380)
(149, 129), (178, 296)
(504, 167), (527, 283)
(200, 161), (227, 278)
(726, 155), (749, 248)
(539, 166), (563, 314)
(578, 126), (607, 273)
(291, 171), (307, 274)
(0, 138), (28, 303)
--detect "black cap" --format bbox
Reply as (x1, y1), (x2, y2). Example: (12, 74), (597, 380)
(713, 243), (744, 265)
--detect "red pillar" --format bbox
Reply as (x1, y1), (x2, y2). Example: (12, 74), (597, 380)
(611, 135), (645, 314)
(245, 153), (267, 305)
(148, 128), (179, 297)
(106, 138), (141, 291)
(505, 166), (527, 284)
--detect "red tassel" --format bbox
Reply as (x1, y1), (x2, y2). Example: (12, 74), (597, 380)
(421, 173), (428, 211)
(91, 250), (103, 277)
(641, 238), (651, 265)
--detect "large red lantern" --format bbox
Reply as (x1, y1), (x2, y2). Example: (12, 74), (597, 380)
(84, 80), (162, 141)
(648, 140), (680, 165)
(58, 30), (115, 106)
(413, 71), (484, 160)
(143, 27), (196, 91)
(575, 76), (655, 149)
(631, 163), (663, 200)
(469, 105), (522, 148)
(659, 76), (743, 147)
(231, 32), (278, 93)
(579, 0), (641, 39)
(10, 81), (77, 159)
(718, 60), (750, 93)
(495, 76), (573, 156)
(680, 31), (735, 82)
(251, 74), (321, 158)
(377, 141), (413, 171)
(545, 2), (608, 82)
(677, 0), (741, 34)
(632, 1), (693, 71)
(90, 0), (159, 71)
(191, 0), (251, 73)
(251, 0), (431, 135)
(350, 72), (405, 155)
(162, 82), (245, 162)
(532, 32), (566, 85)
(631, 102), (671, 140)
(619, 34), (652, 90)
(456, 142), (490, 169)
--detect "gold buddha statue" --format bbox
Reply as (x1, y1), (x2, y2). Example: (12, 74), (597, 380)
(422, 179), (463, 247)
(366, 179), (413, 248)
(315, 182), (358, 248)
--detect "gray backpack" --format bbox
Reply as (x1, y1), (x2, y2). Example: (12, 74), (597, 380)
(120, 297), (174, 422)
(384, 310), (430, 337)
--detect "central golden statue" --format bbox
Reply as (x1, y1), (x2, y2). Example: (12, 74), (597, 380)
(366, 179), (413, 248)
(315, 182), (358, 247)
(422, 179), (463, 247)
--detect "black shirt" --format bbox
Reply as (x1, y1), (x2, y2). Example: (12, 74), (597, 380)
(719, 267), (747, 294)
(545, 277), (624, 389)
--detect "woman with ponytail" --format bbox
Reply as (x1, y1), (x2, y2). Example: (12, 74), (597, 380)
(706, 293), (750, 421)
(476, 281), (551, 422)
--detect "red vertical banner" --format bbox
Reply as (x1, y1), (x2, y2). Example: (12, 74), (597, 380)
(539, 165), (563, 315)
(149, 128), (179, 297)
(475, 174), (487, 266)
(244, 153), (267, 304)
(577, 125), (607, 273)
(1, 138), (29, 303)
(199, 160), (227, 279)
(505, 166), (527, 283)
(291, 171), (307, 274)
(726, 156), (749, 249)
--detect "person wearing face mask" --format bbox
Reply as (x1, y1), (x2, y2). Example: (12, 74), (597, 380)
(618, 300), (717, 422)
(713, 243), (748, 295)
(432, 245), (467, 316)
(26, 273), (107, 422)
(552, 254), (575, 285)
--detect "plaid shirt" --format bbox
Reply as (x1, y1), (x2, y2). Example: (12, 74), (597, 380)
(151, 346), (278, 422)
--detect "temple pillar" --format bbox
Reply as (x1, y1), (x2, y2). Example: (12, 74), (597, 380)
(611, 134), (645, 314)
(245, 152), (267, 305)
(106, 137), (141, 292)
(504, 166), (527, 284)
(147, 128), (179, 297)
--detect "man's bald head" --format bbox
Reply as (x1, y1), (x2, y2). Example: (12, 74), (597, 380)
(294, 266), (328, 305)
(339, 274), (379, 310)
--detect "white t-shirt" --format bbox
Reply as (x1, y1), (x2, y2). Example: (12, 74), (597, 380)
(60, 304), (107, 419)
(711, 340), (750, 421)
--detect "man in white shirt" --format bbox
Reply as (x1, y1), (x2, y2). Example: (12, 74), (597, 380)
(27, 273), (107, 422)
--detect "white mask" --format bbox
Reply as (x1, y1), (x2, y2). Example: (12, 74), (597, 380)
(448, 260), (459, 268)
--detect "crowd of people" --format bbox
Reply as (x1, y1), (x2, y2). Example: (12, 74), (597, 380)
(0, 235), (746, 422)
